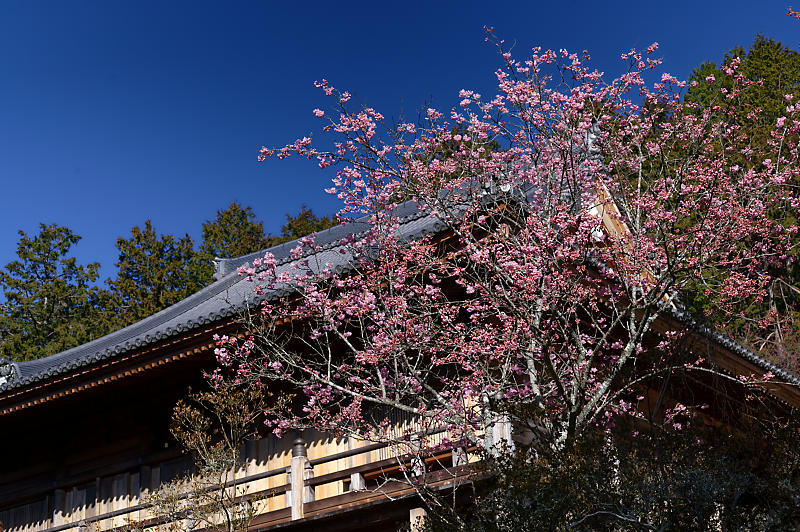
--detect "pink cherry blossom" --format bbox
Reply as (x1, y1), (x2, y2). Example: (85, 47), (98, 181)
(224, 33), (800, 461)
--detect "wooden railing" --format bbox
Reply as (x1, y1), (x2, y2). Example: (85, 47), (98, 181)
(26, 434), (472, 532)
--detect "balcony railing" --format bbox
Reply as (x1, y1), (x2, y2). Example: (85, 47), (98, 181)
(1, 430), (479, 532)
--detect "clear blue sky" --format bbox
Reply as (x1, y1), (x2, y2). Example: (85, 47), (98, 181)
(1, 0), (797, 280)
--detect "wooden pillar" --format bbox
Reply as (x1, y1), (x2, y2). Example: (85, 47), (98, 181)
(348, 435), (365, 492)
(303, 461), (315, 503)
(287, 436), (313, 520)
(485, 409), (514, 457)
(410, 507), (427, 532)
(491, 416), (513, 451)
(410, 434), (425, 477)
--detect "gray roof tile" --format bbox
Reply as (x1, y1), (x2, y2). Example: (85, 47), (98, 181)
(0, 204), (434, 393)
(1, 196), (796, 395)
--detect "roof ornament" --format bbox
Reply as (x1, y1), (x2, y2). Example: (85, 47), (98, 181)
(0, 357), (16, 387)
(213, 256), (233, 281)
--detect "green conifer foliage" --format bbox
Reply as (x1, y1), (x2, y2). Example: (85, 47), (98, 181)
(683, 36), (800, 366)
(0, 224), (113, 361)
(272, 205), (337, 244)
(108, 220), (205, 326)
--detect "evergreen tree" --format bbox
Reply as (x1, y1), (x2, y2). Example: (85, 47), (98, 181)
(0, 208), (337, 361)
(683, 36), (800, 365)
(199, 202), (271, 261)
(0, 224), (112, 361)
(108, 220), (205, 325)
(271, 205), (337, 244)
(198, 203), (337, 284)
(686, 35), (800, 150)
(197, 202), (272, 283)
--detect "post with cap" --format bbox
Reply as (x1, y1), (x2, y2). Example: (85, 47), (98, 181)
(287, 435), (313, 520)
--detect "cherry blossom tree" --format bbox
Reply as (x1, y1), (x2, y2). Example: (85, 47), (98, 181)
(221, 34), (800, 467)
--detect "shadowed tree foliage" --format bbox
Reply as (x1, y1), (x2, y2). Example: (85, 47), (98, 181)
(422, 424), (800, 532)
(123, 380), (290, 532)
(108, 220), (206, 326)
(0, 224), (114, 362)
(125, 382), (274, 532)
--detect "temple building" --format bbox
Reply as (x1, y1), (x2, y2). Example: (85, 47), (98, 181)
(1, 201), (798, 532)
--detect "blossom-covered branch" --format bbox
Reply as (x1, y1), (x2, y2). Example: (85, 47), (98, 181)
(226, 34), (799, 457)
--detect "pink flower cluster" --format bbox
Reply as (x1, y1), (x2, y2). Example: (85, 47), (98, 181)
(223, 32), (800, 456)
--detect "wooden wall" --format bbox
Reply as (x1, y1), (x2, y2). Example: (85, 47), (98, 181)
(0, 431), (379, 531)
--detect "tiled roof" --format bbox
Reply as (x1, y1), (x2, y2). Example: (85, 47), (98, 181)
(669, 307), (800, 387)
(0, 200), (441, 394)
(1, 192), (797, 395)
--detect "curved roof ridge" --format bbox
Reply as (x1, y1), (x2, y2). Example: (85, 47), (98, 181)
(7, 264), (246, 387)
(0, 202), (432, 393)
(2, 194), (796, 397)
(212, 200), (429, 279)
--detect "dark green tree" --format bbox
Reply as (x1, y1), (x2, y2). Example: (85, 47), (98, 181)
(198, 202), (273, 283)
(199, 202), (271, 260)
(683, 36), (800, 369)
(270, 205), (337, 244)
(423, 421), (800, 531)
(0, 207), (338, 361)
(108, 220), (205, 326)
(686, 36), (800, 150)
(0, 224), (112, 361)
(197, 202), (337, 284)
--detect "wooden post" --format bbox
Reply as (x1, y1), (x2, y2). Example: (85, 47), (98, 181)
(285, 467), (292, 509)
(52, 489), (66, 527)
(348, 435), (366, 492)
(303, 461), (315, 504)
(484, 392), (514, 457)
(491, 416), (513, 452)
(288, 436), (312, 520)
(452, 446), (468, 467)
(410, 434), (425, 477)
(349, 472), (366, 492)
(410, 507), (427, 532)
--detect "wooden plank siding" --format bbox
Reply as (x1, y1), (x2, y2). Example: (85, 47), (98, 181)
(1, 285), (797, 532)
(0, 427), (461, 532)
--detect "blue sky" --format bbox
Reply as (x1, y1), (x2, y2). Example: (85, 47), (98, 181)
(1, 0), (798, 280)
